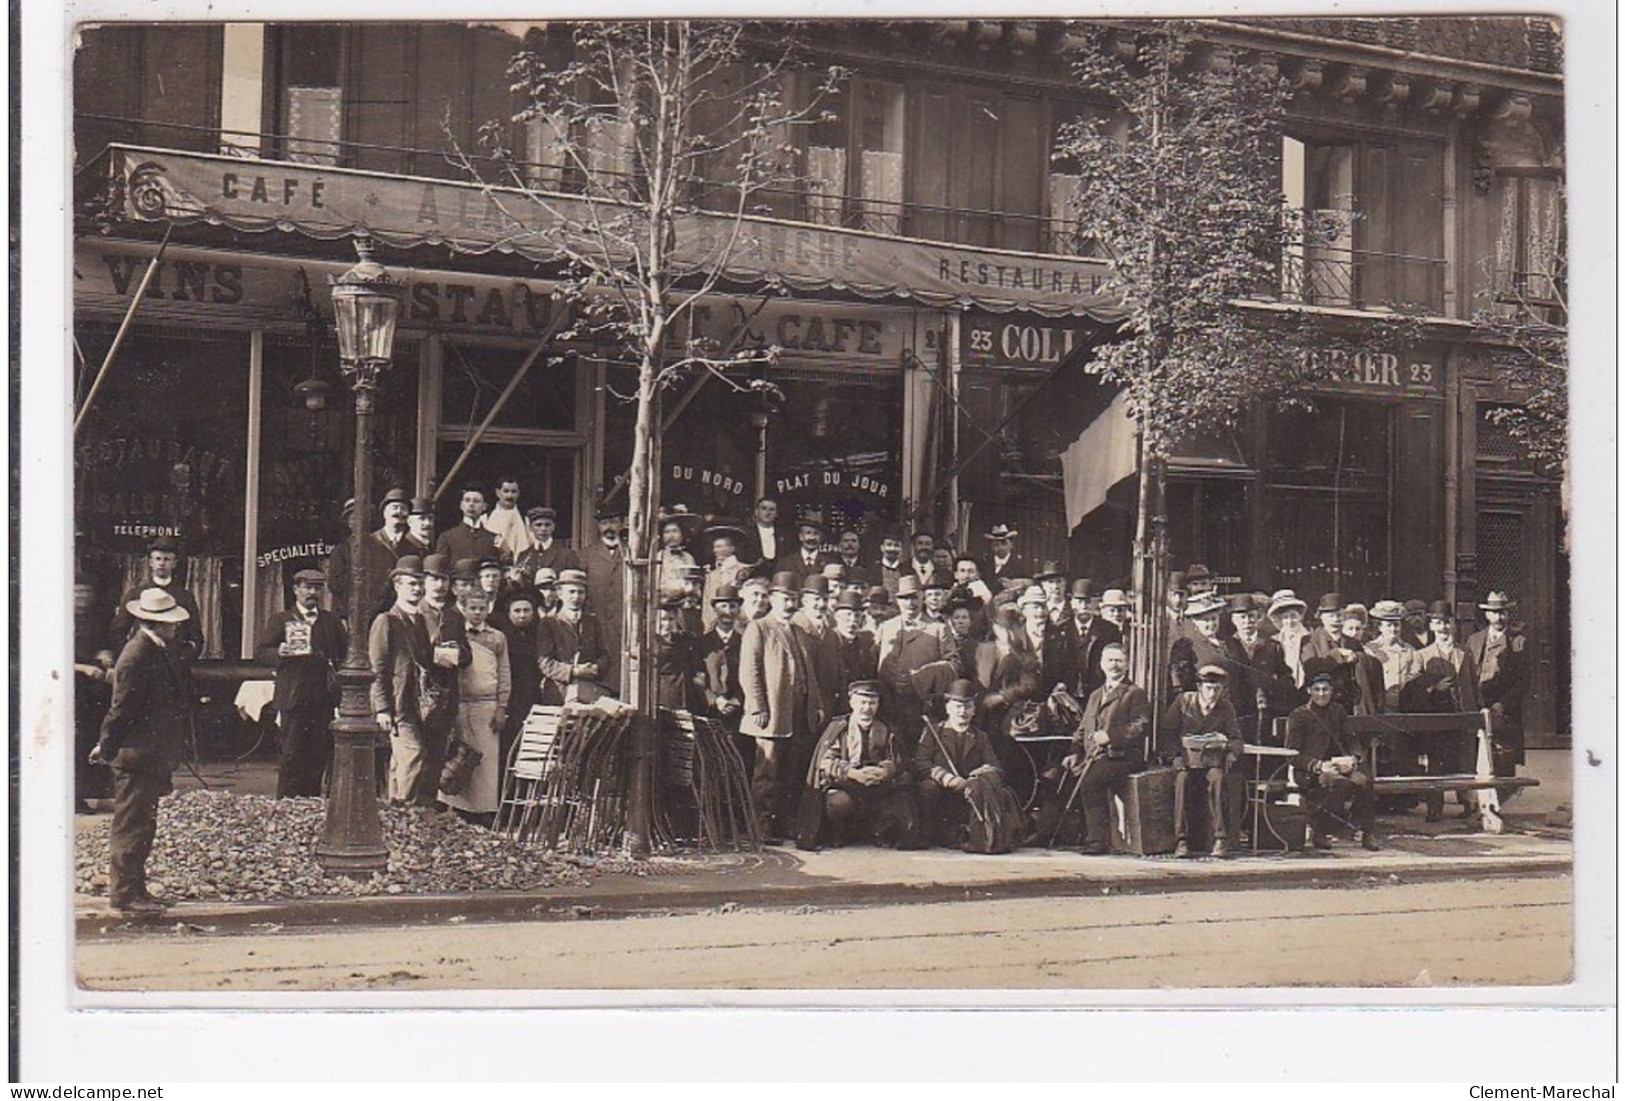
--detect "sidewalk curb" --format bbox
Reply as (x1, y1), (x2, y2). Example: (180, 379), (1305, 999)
(76, 852), (1572, 937)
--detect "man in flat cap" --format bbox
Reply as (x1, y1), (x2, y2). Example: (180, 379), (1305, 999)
(90, 588), (196, 913)
(798, 680), (919, 850)
(328, 487), (412, 633)
(1286, 670), (1379, 851)
(514, 505), (580, 579)
(1160, 664), (1245, 858)
(740, 570), (825, 841)
(110, 536), (204, 661)
(537, 569), (610, 705)
(254, 569), (346, 797)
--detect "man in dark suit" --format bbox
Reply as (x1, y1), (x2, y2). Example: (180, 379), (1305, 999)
(829, 588), (879, 693)
(328, 487), (413, 633)
(109, 537), (204, 661)
(1220, 592), (1293, 742)
(1287, 670), (1379, 850)
(1068, 578), (1122, 702)
(368, 557), (435, 805)
(874, 528), (907, 597)
(402, 496), (436, 558)
(1467, 591), (1527, 766)
(776, 514), (836, 579)
(74, 575), (114, 813)
(739, 571), (824, 841)
(1298, 592), (1347, 671)
(698, 584), (749, 763)
(833, 529), (869, 588)
(435, 485), (499, 564)
(417, 554), (472, 806)
(981, 523), (1028, 590)
(1062, 643), (1151, 854)
(537, 569), (610, 705)
(90, 589), (196, 914)
(513, 506), (581, 580)
(579, 507), (627, 693)
(254, 569), (346, 798)
(742, 496), (790, 577)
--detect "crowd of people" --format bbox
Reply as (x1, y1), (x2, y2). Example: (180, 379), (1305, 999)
(76, 481), (1531, 912)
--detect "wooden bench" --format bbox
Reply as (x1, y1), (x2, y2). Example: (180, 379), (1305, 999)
(1347, 710), (1538, 834)
(1266, 710), (1538, 834)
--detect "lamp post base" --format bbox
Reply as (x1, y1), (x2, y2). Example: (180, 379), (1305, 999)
(315, 667), (389, 877)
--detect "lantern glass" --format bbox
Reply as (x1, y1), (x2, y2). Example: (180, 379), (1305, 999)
(330, 248), (401, 366)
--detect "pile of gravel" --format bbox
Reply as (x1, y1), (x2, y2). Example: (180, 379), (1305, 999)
(75, 790), (649, 903)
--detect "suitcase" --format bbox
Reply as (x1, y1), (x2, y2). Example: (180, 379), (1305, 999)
(1111, 766), (1178, 856)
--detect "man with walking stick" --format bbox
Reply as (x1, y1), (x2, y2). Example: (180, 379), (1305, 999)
(914, 679), (1016, 852)
(1061, 643), (1151, 854)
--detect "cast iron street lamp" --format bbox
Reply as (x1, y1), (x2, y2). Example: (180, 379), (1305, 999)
(315, 235), (401, 876)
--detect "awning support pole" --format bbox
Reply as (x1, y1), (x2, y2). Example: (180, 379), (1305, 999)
(73, 224), (172, 437)
(432, 310), (571, 502)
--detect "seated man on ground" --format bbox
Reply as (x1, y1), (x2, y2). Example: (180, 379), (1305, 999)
(797, 681), (919, 850)
(914, 679), (1017, 852)
(1285, 670), (1380, 851)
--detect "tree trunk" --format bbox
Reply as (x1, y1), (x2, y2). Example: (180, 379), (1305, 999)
(621, 356), (660, 858)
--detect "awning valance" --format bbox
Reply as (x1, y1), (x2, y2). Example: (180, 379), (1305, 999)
(91, 145), (1123, 321)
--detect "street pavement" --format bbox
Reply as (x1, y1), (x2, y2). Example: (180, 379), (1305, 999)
(73, 750), (1574, 937)
(76, 874), (1571, 991)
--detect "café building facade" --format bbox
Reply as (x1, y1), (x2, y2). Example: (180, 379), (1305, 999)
(71, 18), (1566, 743)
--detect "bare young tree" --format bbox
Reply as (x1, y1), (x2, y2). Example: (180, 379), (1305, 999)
(463, 20), (841, 855)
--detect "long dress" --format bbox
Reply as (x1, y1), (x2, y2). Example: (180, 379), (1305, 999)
(441, 624), (510, 815)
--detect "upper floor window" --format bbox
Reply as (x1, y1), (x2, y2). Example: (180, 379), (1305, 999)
(74, 24), (223, 164)
(800, 80), (904, 234)
(1282, 133), (1445, 314)
(1492, 170), (1565, 323)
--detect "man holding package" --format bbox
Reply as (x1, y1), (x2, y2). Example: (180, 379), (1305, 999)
(1286, 670), (1380, 851)
(1160, 664), (1244, 858)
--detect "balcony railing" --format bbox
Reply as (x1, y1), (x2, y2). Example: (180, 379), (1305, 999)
(1279, 243), (1447, 313)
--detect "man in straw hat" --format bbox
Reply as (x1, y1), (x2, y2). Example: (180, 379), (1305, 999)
(1365, 599), (1421, 713)
(1168, 590), (1230, 700)
(254, 569), (346, 798)
(91, 588), (196, 913)
(740, 570), (825, 842)
(798, 680), (920, 850)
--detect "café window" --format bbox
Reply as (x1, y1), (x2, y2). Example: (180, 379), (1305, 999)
(250, 333), (417, 627)
(1263, 399), (1392, 601)
(73, 330), (250, 659)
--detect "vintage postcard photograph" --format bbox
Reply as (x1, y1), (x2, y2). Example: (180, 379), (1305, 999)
(16, 0), (1616, 1083)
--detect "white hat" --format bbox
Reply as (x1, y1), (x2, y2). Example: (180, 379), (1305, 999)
(126, 587), (191, 624)
(1266, 589), (1307, 619)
